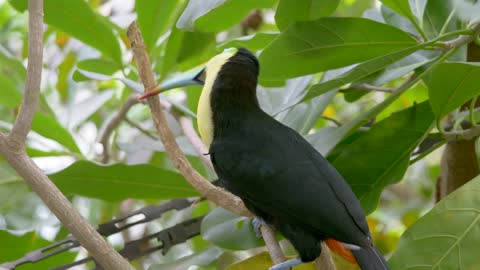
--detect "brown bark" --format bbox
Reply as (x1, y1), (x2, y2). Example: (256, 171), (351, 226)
(436, 43), (480, 200)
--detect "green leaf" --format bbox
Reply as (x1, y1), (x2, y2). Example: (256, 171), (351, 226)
(257, 76), (313, 116)
(423, 0), (455, 38)
(259, 17), (417, 80)
(0, 49), (24, 108)
(275, 0), (340, 31)
(158, 27), (217, 77)
(49, 161), (198, 201)
(410, 0), (427, 20)
(149, 247), (223, 270)
(10, 0), (122, 63)
(0, 231), (76, 268)
(73, 58), (121, 81)
(379, 0), (415, 23)
(0, 71), (22, 108)
(358, 51), (432, 86)
(427, 62), (480, 119)
(0, 162), (24, 214)
(135, 0), (179, 52)
(201, 208), (265, 250)
(389, 174), (480, 269)
(381, 4), (418, 36)
(0, 48), (25, 82)
(303, 44), (426, 101)
(56, 51), (76, 102)
(176, 31), (217, 71)
(176, 0), (276, 32)
(68, 89), (114, 128)
(218, 32), (278, 52)
(31, 111), (81, 154)
(329, 102), (435, 213)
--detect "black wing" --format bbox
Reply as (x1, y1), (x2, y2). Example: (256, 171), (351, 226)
(210, 112), (370, 245)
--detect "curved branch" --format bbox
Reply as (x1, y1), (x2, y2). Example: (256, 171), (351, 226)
(99, 96), (139, 163)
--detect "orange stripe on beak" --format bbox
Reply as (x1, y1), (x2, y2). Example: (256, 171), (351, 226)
(325, 238), (358, 264)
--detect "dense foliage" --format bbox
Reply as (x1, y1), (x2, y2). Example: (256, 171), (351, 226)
(1, 0), (479, 269)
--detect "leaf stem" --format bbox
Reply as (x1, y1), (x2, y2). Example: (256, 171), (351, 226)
(470, 96), (478, 127)
(411, 16), (428, 41)
(439, 7), (457, 36)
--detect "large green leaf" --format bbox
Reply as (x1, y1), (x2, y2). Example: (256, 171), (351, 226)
(31, 111), (81, 154)
(303, 44), (426, 102)
(0, 231), (76, 268)
(218, 32), (278, 52)
(379, 0), (416, 23)
(201, 208), (264, 250)
(135, 0), (179, 52)
(9, 0), (122, 63)
(274, 0), (340, 31)
(427, 62), (480, 119)
(176, 0), (276, 32)
(329, 101), (435, 213)
(306, 77), (414, 155)
(257, 76), (313, 116)
(49, 161), (198, 201)
(159, 27), (216, 76)
(389, 174), (480, 269)
(259, 17), (417, 80)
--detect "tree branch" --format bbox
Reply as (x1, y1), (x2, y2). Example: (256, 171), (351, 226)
(315, 242), (336, 270)
(439, 23), (480, 51)
(127, 21), (250, 217)
(0, 2), (133, 269)
(99, 96), (139, 163)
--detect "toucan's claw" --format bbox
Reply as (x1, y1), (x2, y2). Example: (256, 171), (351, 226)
(252, 217), (266, 238)
(269, 258), (303, 270)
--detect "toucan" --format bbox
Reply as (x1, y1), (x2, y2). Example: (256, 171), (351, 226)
(140, 48), (390, 270)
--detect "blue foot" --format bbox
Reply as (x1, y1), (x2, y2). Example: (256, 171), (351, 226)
(269, 258), (303, 270)
(252, 217), (266, 238)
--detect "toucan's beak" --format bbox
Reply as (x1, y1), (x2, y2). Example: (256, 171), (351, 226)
(138, 67), (205, 101)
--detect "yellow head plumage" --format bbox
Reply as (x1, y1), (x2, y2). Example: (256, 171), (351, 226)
(197, 48), (238, 148)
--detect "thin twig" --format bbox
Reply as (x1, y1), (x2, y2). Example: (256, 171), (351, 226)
(441, 23), (480, 51)
(124, 117), (158, 140)
(321, 116), (342, 126)
(99, 96), (139, 163)
(0, 1), (133, 269)
(127, 21), (250, 217)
